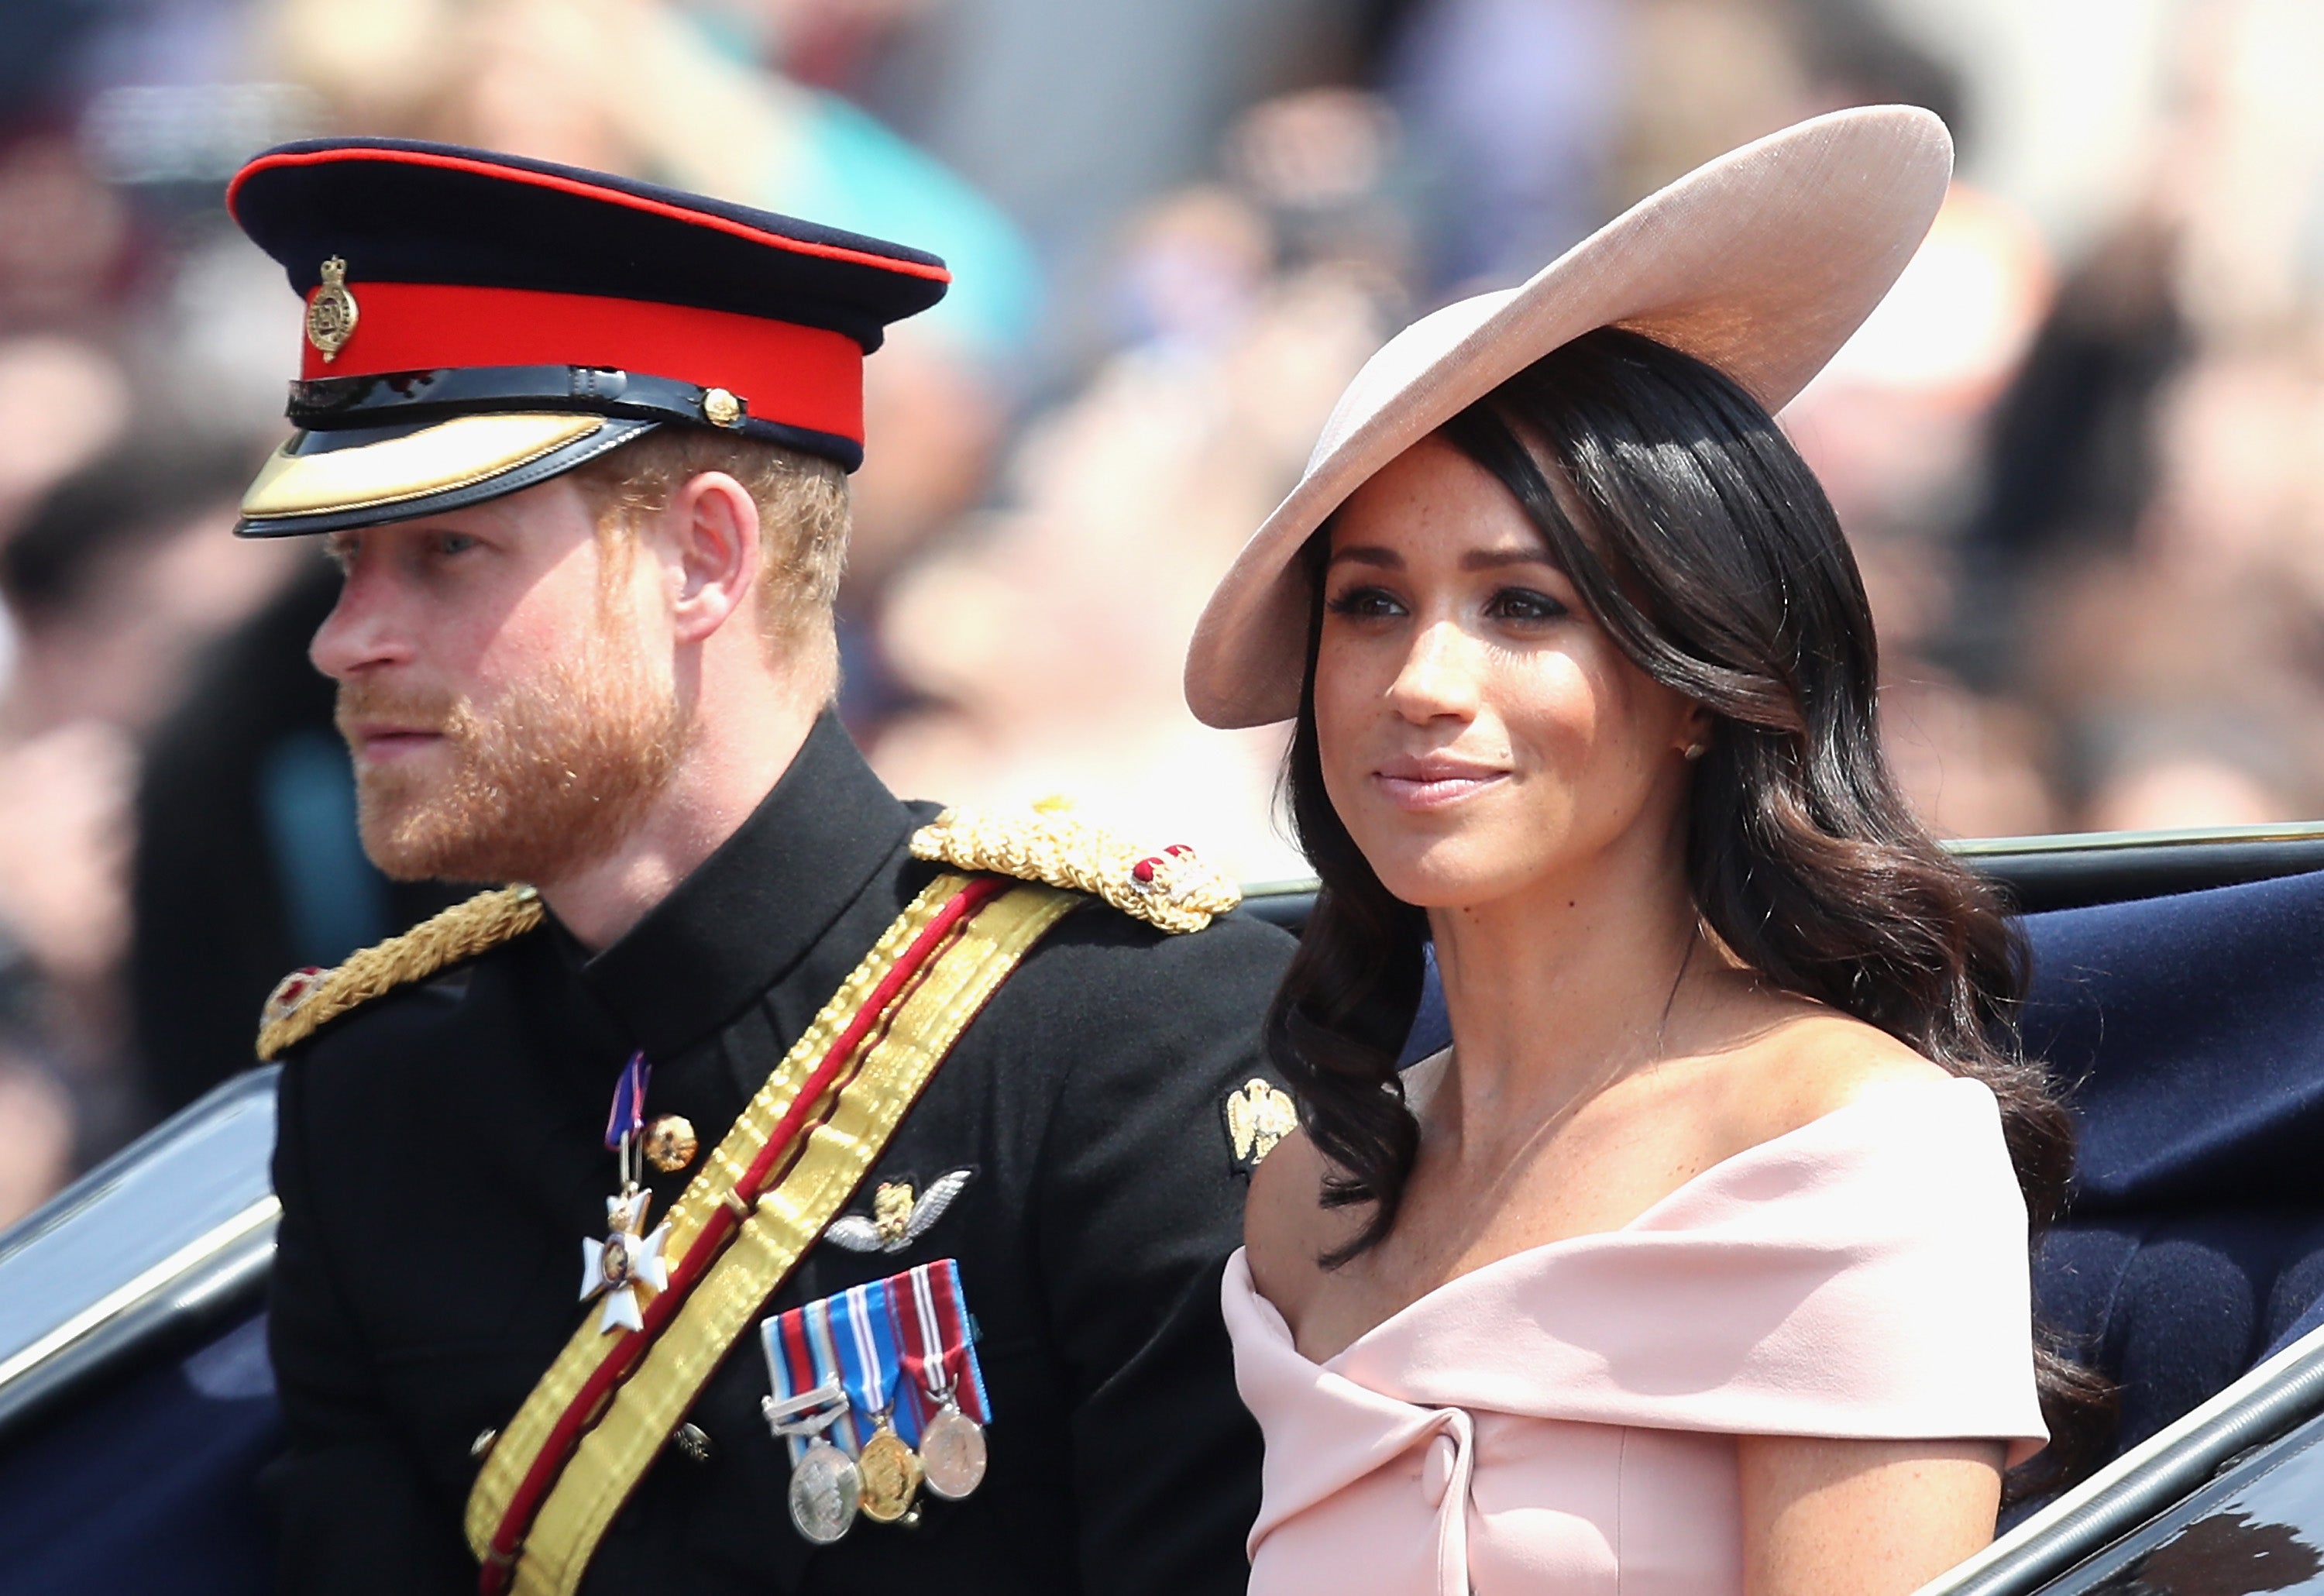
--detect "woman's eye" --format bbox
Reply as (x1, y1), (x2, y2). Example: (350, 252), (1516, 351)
(1325, 586), (1405, 620)
(1486, 586), (1568, 624)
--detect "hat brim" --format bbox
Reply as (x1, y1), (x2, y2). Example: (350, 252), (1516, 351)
(1182, 105), (1954, 729)
(233, 413), (658, 537)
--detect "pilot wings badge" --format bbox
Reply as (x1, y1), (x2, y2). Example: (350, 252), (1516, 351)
(824, 1169), (974, 1254)
(1224, 1078), (1298, 1173)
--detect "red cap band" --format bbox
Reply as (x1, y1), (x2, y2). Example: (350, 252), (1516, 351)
(301, 280), (864, 445)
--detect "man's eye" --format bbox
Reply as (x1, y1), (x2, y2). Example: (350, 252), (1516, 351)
(1325, 586), (1404, 619)
(434, 533), (479, 557)
(1486, 587), (1568, 623)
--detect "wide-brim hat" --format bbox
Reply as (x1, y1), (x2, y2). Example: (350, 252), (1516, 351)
(1183, 105), (1952, 729)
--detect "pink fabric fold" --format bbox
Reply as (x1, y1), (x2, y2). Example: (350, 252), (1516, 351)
(1226, 1076), (2049, 1596)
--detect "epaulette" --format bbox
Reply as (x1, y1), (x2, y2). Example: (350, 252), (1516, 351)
(256, 885), (546, 1061)
(910, 805), (1241, 934)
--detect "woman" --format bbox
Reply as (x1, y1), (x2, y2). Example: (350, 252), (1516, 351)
(1182, 108), (2092, 1596)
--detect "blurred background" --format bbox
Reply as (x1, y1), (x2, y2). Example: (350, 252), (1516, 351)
(0, 0), (2320, 1218)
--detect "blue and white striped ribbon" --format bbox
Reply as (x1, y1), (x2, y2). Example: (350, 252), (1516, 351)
(827, 1276), (902, 1448)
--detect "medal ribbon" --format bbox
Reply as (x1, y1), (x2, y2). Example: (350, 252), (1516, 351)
(801, 1292), (868, 1455)
(761, 1307), (841, 1464)
(603, 1053), (649, 1151)
(827, 1278), (903, 1445)
(890, 1259), (990, 1440)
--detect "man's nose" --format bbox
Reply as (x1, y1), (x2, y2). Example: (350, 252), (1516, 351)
(1385, 619), (1483, 722)
(308, 558), (411, 681)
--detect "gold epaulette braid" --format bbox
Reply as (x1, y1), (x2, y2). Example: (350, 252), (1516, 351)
(909, 805), (1240, 934)
(256, 885), (547, 1061)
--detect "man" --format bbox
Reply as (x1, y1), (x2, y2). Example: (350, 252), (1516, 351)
(230, 139), (1295, 1595)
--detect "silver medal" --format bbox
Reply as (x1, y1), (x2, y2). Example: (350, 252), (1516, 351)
(919, 1398), (988, 1501)
(788, 1436), (862, 1545)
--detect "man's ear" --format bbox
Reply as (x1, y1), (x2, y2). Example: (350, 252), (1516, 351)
(660, 471), (761, 645)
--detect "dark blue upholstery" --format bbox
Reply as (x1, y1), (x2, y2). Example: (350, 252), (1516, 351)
(2025, 868), (2324, 1451)
(2024, 867), (2324, 1212)
(0, 1312), (280, 1594)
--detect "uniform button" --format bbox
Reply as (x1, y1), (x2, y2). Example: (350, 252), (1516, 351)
(1422, 1433), (1458, 1506)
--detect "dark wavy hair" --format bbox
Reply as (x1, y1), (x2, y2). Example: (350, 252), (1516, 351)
(1267, 325), (2107, 1491)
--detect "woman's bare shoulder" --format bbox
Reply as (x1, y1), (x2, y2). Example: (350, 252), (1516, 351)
(1244, 1126), (1344, 1321)
(1747, 1004), (1954, 1126)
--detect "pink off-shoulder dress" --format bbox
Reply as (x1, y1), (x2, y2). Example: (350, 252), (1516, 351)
(1223, 1076), (2049, 1596)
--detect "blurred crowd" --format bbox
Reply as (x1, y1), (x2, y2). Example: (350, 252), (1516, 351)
(3, 0), (2324, 1223)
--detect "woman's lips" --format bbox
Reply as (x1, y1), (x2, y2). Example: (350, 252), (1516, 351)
(1373, 758), (1508, 810)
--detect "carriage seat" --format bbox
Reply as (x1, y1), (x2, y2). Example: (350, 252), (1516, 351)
(2021, 865), (2324, 1455)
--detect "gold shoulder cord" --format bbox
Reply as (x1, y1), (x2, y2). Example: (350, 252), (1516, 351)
(256, 886), (546, 1061)
(471, 877), (1080, 1596)
(260, 802), (1232, 1063)
(910, 804), (1240, 934)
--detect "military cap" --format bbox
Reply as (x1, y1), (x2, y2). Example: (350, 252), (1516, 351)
(225, 138), (951, 536)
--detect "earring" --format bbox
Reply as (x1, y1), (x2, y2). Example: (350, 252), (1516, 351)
(1683, 741), (1708, 762)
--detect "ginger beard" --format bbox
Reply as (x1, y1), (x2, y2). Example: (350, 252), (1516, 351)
(336, 602), (692, 886)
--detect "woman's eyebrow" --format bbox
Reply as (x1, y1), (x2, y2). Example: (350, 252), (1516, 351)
(1460, 548), (1558, 570)
(1326, 545), (1402, 569)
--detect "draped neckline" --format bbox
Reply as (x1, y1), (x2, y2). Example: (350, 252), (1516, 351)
(1265, 1075), (1986, 1372)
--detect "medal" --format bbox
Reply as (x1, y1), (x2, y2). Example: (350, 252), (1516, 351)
(765, 1292), (885, 1546)
(761, 1261), (996, 1542)
(828, 1278), (921, 1520)
(579, 1054), (671, 1334)
(578, 1190), (669, 1333)
(855, 1410), (922, 1522)
(763, 1378), (860, 1545)
(918, 1395), (988, 1501)
(892, 1258), (992, 1501)
(789, 1436), (861, 1543)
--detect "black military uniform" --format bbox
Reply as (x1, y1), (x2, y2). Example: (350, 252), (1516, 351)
(267, 715), (1292, 1593)
(222, 141), (1298, 1594)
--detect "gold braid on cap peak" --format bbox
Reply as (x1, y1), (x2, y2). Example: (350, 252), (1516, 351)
(256, 886), (546, 1061)
(909, 805), (1241, 934)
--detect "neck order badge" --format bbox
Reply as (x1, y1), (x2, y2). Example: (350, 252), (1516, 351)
(580, 1054), (669, 1334)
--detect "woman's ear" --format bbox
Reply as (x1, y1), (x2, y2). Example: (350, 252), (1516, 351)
(1678, 701), (1715, 762)
(660, 471), (762, 645)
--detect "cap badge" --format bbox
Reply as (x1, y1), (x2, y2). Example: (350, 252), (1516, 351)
(306, 256), (359, 363)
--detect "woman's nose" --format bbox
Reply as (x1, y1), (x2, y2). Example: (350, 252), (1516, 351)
(1384, 620), (1482, 721)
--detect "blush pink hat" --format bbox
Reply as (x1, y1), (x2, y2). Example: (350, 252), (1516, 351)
(1182, 105), (1953, 730)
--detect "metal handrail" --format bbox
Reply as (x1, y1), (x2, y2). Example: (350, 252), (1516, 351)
(1913, 1316), (2324, 1595)
(0, 1199), (278, 1436)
